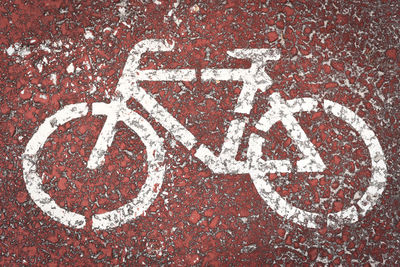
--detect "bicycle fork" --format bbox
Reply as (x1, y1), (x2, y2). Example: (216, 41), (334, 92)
(87, 39), (325, 175)
(87, 40), (197, 169)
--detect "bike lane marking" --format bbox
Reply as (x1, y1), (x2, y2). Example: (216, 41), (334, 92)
(20, 39), (388, 231)
(1, 1), (398, 265)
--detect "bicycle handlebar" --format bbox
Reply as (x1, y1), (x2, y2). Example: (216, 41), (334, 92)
(227, 48), (280, 62)
(125, 39), (281, 77)
(117, 39), (280, 114)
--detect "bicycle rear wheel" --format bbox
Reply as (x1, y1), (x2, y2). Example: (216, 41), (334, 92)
(247, 97), (387, 228)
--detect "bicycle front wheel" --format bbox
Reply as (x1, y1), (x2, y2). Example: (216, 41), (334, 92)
(22, 102), (166, 230)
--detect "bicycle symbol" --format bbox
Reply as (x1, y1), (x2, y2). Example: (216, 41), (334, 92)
(22, 39), (387, 230)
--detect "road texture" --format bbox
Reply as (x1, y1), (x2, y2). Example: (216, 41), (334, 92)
(1, 0), (400, 265)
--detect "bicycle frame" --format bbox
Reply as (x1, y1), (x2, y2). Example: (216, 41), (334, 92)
(87, 39), (325, 175)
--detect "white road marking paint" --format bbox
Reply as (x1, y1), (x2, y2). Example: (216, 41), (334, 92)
(23, 103), (89, 229)
(196, 48), (281, 173)
(39, 94), (48, 100)
(87, 102), (120, 169)
(134, 69), (195, 81)
(250, 175), (322, 228)
(129, 84), (198, 150)
(22, 39), (387, 230)
(248, 97), (324, 228)
(324, 100), (387, 227)
(202, 48), (280, 114)
(195, 118), (249, 174)
(88, 40), (197, 170)
(36, 61), (43, 73)
(248, 97), (387, 228)
(267, 93), (326, 173)
(115, 39), (197, 149)
(92, 104), (165, 230)
(190, 4), (200, 13)
(23, 102), (165, 230)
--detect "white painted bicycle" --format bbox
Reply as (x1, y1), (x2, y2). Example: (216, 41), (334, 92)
(23, 39), (387, 230)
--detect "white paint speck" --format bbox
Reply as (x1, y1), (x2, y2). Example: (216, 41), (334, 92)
(6, 43), (31, 57)
(50, 73), (57, 85)
(89, 84), (97, 94)
(36, 62), (43, 73)
(190, 4), (200, 13)
(66, 63), (75, 73)
(165, 0), (182, 26)
(6, 46), (15, 56)
(174, 17), (182, 26)
(84, 30), (94, 40)
(39, 41), (52, 53)
(117, 0), (129, 22)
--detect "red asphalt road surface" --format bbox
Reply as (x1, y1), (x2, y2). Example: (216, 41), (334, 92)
(1, 0), (400, 265)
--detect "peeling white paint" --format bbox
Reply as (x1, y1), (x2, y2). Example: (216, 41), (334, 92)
(165, 0), (182, 26)
(6, 43), (31, 57)
(23, 104), (89, 229)
(23, 39), (387, 230)
(91, 103), (165, 230)
(248, 97), (387, 228)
